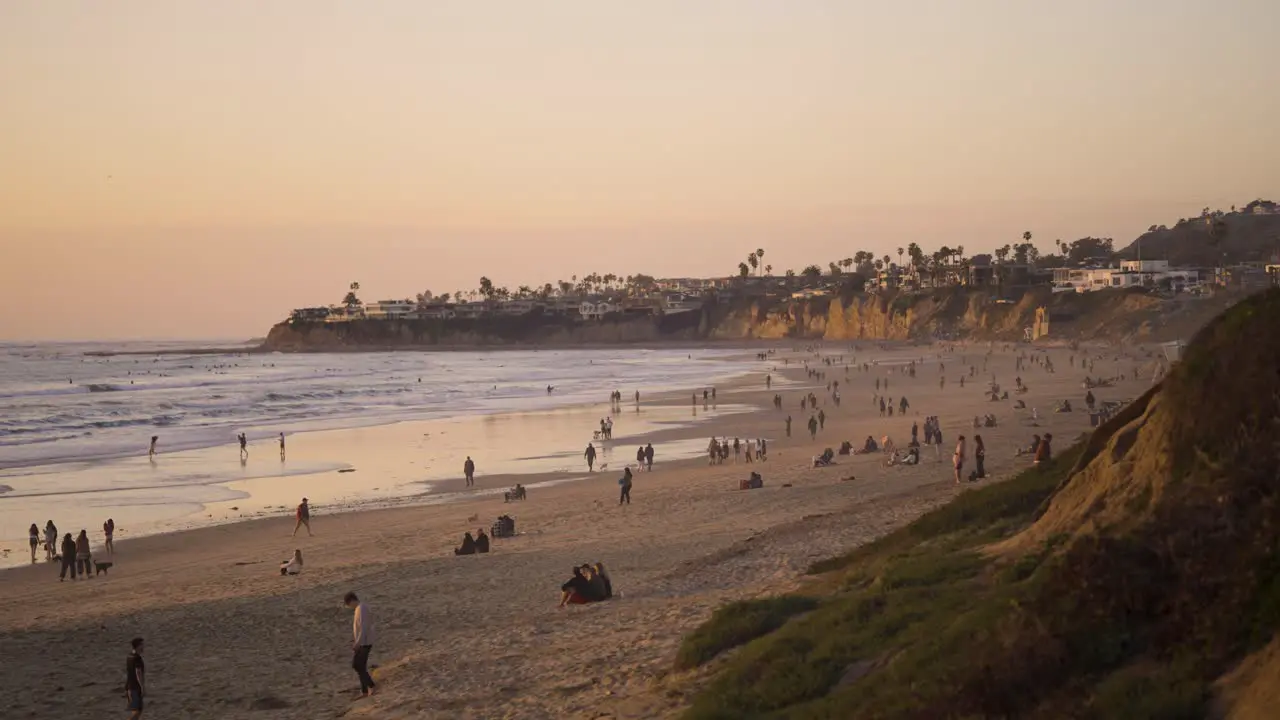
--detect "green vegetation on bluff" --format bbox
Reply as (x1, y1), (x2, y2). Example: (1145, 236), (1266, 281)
(679, 288), (1280, 719)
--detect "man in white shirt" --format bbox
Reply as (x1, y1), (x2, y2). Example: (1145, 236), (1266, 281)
(344, 592), (377, 697)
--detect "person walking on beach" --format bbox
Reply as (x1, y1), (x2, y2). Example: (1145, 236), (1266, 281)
(29, 523), (39, 563)
(619, 467), (633, 505)
(148, 436), (158, 459)
(953, 436), (967, 485)
(463, 456), (476, 487)
(59, 532), (77, 581)
(785, 415), (792, 438)
(238, 433), (248, 459)
(345, 592), (377, 698)
(125, 637), (146, 719)
(808, 415), (819, 440)
(584, 443), (597, 472)
(644, 443), (654, 471)
(636, 445), (646, 471)
(293, 498), (312, 537)
(818, 409), (826, 430)
(279, 433), (286, 461)
(103, 518), (115, 555)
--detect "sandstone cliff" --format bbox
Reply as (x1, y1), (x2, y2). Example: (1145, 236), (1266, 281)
(262, 288), (1241, 351)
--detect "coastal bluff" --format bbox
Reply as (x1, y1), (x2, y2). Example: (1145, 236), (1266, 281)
(262, 288), (1236, 351)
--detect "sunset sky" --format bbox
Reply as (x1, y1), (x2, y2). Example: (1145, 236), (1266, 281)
(2, 1), (1277, 341)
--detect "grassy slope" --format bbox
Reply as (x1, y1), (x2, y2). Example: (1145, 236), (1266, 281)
(678, 288), (1280, 720)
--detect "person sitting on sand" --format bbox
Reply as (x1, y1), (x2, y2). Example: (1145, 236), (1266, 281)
(560, 567), (593, 606)
(905, 446), (920, 465)
(1017, 434), (1042, 457)
(280, 549), (304, 576)
(594, 562), (613, 599)
(584, 564), (608, 601)
(476, 529), (490, 554)
(454, 532), (477, 556)
(1034, 433), (1053, 465)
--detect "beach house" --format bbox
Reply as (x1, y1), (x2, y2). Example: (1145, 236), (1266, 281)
(579, 300), (620, 320)
(364, 299), (416, 320)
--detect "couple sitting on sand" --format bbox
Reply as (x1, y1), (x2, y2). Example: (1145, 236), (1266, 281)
(455, 529), (491, 555)
(559, 562), (613, 606)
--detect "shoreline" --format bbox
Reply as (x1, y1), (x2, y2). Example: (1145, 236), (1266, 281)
(0, 362), (774, 566)
(81, 337), (816, 357)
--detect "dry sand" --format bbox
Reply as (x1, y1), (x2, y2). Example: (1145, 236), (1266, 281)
(0, 342), (1163, 719)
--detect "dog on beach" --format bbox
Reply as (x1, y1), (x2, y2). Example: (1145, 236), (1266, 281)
(94, 560), (114, 576)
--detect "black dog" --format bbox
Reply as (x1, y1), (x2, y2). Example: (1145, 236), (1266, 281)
(94, 560), (113, 576)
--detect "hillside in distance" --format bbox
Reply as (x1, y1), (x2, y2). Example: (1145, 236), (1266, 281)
(1118, 200), (1280, 266)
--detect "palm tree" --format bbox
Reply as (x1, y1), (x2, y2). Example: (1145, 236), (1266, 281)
(801, 265), (822, 281)
(828, 261), (842, 277)
(738, 262), (750, 279)
(1023, 231), (1032, 244)
(478, 276), (495, 300)
(343, 281), (361, 308)
(747, 253), (759, 275)
(897, 247), (904, 267)
(755, 249), (765, 275)
(764, 264), (772, 276)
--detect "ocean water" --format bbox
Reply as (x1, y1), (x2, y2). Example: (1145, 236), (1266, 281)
(0, 342), (760, 564)
(0, 342), (756, 470)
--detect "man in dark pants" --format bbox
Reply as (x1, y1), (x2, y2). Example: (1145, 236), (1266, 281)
(463, 456), (476, 487)
(59, 533), (77, 581)
(345, 592), (376, 697)
(126, 637), (145, 718)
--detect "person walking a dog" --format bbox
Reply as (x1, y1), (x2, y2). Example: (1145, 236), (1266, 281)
(293, 498), (312, 537)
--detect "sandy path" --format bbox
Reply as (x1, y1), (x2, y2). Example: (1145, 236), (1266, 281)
(0, 342), (1159, 719)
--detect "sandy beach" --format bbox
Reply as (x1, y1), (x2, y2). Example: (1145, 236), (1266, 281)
(0, 342), (1163, 719)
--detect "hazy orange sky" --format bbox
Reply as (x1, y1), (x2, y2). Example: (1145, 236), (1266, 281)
(2, 1), (1277, 341)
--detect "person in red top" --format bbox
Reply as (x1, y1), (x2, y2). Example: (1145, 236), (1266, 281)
(293, 498), (312, 537)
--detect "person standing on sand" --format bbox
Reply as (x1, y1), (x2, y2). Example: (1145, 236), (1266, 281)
(644, 443), (654, 471)
(464, 456), (476, 487)
(584, 443), (597, 472)
(636, 445), (646, 470)
(785, 415), (792, 437)
(103, 518), (116, 555)
(238, 432), (248, 459)
(808, 415), (819, 440)
(125, 637), (145, 719)
(29, 523), (39, 563)
(148, 436), (157, 459)
(818, 409), (826, 429)
(279, 433), (286, 461)
(619, 467), (633, 505)
(59, 532), (77, 581)
(972, 435), (986, 480)
(344, 592), (377, 698)
(293, 498), (312, 537)
(953, 436), (967, 485)
(44, 520), (57, 561)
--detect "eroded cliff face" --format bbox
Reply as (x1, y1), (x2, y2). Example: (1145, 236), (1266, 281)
(263, 289), (1235, 351)
(263, 310), (707, 351)
(709, 289), (1051, 342)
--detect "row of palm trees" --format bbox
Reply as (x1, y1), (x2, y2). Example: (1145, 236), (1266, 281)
(392, 232), (1080, 309)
